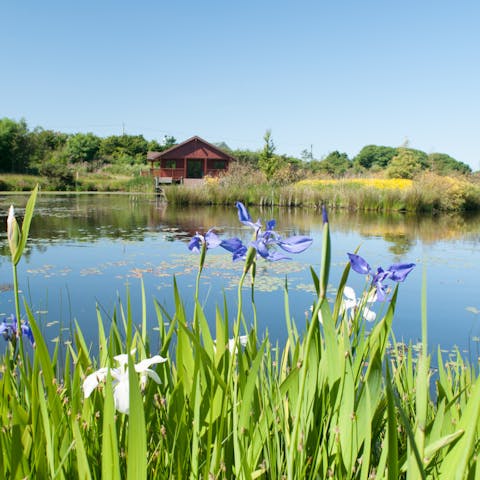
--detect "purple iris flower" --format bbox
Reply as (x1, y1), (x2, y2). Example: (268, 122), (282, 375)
(0, 315), (35, 346)
(188, 228), (222, 253)
(236, 201), (262, 230)
(347, 253), (415, 302)
(220, 237), (248, 261)
(223, 202), (313, 262)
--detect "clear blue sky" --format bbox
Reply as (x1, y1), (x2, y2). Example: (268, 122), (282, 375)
(2, 1), (480, 169)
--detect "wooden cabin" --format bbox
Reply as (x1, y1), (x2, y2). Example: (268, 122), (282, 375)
(146, 136), (234, 184)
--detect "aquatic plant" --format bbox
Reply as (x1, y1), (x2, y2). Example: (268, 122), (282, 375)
(347, 252), (415, 301)
(164, 173), (480, 213)
(0, 188), (478, 479)
(220, 201), (313, 262)
(83, 351), (167, 414)
(0, 314), (35, 346)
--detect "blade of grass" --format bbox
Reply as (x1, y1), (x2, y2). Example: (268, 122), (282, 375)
(102, 369), (121, 480)
(127, 353), (147, 480)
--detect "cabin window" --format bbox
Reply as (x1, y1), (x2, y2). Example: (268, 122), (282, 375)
(212, 160), (226, 169)
(164, 160), (176, 169)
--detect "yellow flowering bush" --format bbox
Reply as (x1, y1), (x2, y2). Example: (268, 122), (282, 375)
(296, 178), (413, 190)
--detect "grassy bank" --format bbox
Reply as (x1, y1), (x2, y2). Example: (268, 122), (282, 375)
(2, 171), (480, 212)
(165, 173), (480, 212)
(0, 189), (479, 478)
(0, 172), (154, 193)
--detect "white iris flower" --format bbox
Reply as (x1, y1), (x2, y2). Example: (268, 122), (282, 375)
(341, 286), (377, 322)
(227, 335), (248, 353)
(83, 351), (167, 414)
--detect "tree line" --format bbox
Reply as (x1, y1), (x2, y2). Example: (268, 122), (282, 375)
(231, 130), (473, 182)
(0, 118), (473, 186)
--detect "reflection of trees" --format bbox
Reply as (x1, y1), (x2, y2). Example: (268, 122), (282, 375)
(0, 194), (155, 256)
(337, 211), (480, 254)
(383, 234), (415, 256)
(0, 195), (479, 258)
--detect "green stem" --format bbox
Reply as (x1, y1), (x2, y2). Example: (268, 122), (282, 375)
(12, 263), (21, 330)
(288, 217), (330, 479)
(231, 249), (255, 477)
(250, 262), (257, 333)
(193, 242), (206, 333)
(287, 298), (323, 479)
(12, 262), (26, 364)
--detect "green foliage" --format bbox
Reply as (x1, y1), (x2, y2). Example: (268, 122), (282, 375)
(387, 148), (426, 179)
(0, 116), (476, 196)
(353, 144), (397, 170)
(162, 135), (177, 149)
(0, 187), (479, 478)
(162, 173), (480, 211)
(99, 134), (148, 162)
(258, 130), (285, 180)
(146, 135), (177, 153)
(0, 117), (32, 172)
(29, 127), (68, 165)
(300, 147), (314, 162)
(428, 152), (472, 175)
(231, 148), (261, 166)
(65, 132), (101, 163)
(318, 150), (352, 176)
(270, 162), (302, 185)
(34, 151), (76, 190)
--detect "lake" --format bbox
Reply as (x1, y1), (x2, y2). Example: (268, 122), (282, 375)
(1, 193), (479, 356)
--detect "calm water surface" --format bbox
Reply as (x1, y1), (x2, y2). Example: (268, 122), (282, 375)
(0, 193), (479, 355)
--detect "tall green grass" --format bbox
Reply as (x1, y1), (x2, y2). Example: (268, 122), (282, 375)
(0, 188), (478, 478)
(0, 172), (155, 193)
(164, 173), (480, 213)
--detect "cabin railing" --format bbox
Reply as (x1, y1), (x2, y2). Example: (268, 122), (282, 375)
(149, 168), (184, 179)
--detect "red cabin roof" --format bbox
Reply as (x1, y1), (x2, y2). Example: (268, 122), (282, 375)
(147, 136), (235, 163)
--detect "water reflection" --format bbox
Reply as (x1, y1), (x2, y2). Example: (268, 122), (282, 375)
(0, 194), (479, 259)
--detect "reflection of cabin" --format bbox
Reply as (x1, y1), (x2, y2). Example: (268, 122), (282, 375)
(146, 136), (234, 185)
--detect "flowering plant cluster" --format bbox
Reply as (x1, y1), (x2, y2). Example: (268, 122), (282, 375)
(347, 252), (415, 302)
(0, 315), (35, 346)
(83, 351), (167, 414)
(188, 201), (313, 262)
(341, 285), (377, 322)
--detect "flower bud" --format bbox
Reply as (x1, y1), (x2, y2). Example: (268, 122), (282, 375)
(7, 206), (21, 260)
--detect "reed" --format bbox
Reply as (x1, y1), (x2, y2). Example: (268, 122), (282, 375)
(0, 188), (478, 478)
(163, 173), (480, 213)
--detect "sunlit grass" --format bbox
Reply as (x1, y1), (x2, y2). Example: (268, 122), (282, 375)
(0, 172), (154, 193)
(0, 188), (478, 478)
(163, 172), (480, 212)
(296, 177), (413, 190)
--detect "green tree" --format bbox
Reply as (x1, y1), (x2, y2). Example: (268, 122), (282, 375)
(318, 151), (351, 176)
(258, 130), (284, 180)
(29, 128), (68, 166)
(99, 134), (148, 161)
(428, 152), (471, 175)
(304, 160), (323, 173)
(353, 145), (397, 170)
(146, 135), (177, 153)
(162, 135), (177, 149)
(231, 149), (260, 166)
(386, 148), (424, 179)
(66, 133), (101, 163)
(300, 147), (314, 162)
(0, 118), (32, 172)
(36, 151), (75, 190)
